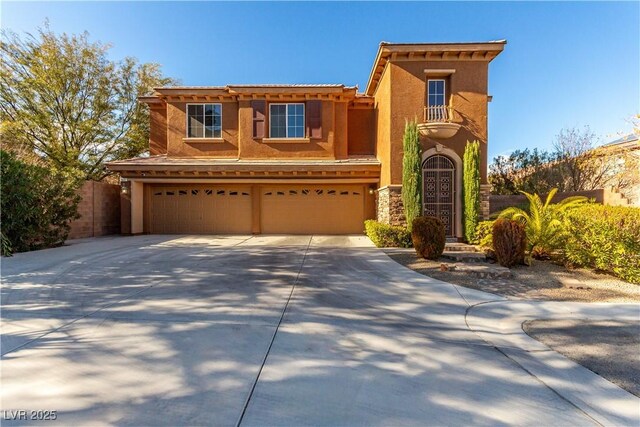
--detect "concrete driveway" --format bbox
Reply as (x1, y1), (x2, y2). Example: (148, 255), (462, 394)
(1, 235), (638, 426)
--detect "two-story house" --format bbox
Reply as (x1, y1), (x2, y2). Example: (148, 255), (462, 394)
(107, 41), (505, 238)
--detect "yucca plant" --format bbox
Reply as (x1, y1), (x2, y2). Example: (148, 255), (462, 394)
(498, 188), (587, 258)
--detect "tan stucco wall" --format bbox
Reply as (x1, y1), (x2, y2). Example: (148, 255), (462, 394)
(130, 180), (144, 234)
(161, 100), (349, 160)
(334, 101), (349, 160)
(149, 106), (168, 155)
(347, 108), (376, 155)
(384, 60), (490, 185)
(166, 102), (239, 158)
(374, 65), (393, 187)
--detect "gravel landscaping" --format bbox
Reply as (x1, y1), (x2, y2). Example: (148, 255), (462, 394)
(523, 319), (640, 397)
(384, 248), (640, 302)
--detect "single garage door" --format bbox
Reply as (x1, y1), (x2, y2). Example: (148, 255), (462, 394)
(149, 185), (252, 234)
(261, 185), (365, 234)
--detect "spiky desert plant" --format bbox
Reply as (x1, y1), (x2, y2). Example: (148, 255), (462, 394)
(402, 119), (422, 231)
(499, 188), (587, 258)
(463, 140), (481, 242)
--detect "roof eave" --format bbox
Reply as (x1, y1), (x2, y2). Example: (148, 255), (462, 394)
(365, 40), (507, 96)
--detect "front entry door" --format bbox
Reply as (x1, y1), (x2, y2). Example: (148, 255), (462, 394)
(422, 155), (456, 237)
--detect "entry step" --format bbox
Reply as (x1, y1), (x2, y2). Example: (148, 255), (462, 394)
(442, 250), (486, 263)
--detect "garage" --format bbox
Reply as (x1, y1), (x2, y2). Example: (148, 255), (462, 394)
(260, 185), (366, 234)
(149, 184), (252, 234)
(147, 183), (367, 235)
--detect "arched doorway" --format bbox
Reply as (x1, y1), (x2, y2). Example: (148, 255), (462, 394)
(422, 155), (456, 237)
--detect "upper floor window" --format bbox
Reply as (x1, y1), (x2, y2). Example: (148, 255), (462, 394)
(427, 79), (446, 107)
(270, 103), (305, 138)
(427, 79), (447, 121)
(187, 103), (222, 138)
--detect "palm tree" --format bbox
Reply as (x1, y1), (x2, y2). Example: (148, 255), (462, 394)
(499, 188), (587, 258)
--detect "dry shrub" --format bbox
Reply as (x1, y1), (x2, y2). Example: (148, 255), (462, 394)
(411, 216), (446, 260)
(492, 218), (526, 267)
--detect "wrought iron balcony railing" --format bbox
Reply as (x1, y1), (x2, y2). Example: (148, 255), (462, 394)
(424, 105), (454, 123)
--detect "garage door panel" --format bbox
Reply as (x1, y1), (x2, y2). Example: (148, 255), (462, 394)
(261, 185), (365, 234)
(150, 185), (252, 234)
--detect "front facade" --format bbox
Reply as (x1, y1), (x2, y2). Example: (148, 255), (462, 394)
(108, 41), (505, 237)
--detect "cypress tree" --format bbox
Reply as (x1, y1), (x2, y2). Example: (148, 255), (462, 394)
(401, 119), (422, 231)
(463, 140), (481, 242)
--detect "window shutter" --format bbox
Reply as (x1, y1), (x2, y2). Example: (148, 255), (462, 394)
(251, 100), (266, 138)
(306, 100), (322, 139)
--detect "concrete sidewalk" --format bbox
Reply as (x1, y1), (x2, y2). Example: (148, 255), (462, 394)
(466, 300), (640, 426)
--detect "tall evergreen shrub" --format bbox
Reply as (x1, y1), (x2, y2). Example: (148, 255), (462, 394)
(0, 150), (81, 255)
(402, 119), (422, 231)
(463, 140), (481, 242)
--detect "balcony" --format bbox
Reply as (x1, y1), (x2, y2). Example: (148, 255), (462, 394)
(417, 105), (461, 139)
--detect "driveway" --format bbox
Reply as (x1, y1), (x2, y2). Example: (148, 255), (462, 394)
(1, 235), (638, 426)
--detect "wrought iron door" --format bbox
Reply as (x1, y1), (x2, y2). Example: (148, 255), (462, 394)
(423, 155), (456, 237)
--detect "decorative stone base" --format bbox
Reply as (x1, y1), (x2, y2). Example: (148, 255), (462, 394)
(376, 185), (405, 226)
(480, 184), (491, 220)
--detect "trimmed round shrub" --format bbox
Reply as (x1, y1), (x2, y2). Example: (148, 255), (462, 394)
(411, 216), (446, 259)
(492, 218), (526, 268)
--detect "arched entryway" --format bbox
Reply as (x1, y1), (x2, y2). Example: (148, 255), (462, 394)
(422, 154), (457, 237)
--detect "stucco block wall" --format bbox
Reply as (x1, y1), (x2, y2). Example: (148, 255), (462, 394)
(489, 188), (631, 214)
(68, 181), (121, 239)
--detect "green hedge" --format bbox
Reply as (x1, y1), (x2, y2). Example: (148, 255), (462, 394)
(1, 150), (81, 255)
(472, 220), (494, 249)
(364, 220), (412, 248)
(564, 205), (640, 284)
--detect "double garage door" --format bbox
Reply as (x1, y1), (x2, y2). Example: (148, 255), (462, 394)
(149, 184), (366, 234)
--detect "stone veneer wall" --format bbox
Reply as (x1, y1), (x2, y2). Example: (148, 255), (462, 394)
(379, 184), (491, 229)
(480, 184), (491, 220)
(376, 185), (405, 226)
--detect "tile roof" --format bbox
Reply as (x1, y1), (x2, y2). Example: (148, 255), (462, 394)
(107, 155), (381, 167)
(154, 84), (356, 90)
(604, 134), (639, 146)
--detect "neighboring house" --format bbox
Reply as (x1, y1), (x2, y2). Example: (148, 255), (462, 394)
(595, 133), (640, 206)
(107, 41), (506, 237)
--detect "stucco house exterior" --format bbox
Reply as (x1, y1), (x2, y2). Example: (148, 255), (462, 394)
(107, 41), (506, 238)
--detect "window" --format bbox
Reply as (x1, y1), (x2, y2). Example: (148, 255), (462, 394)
(269, 103), (305, 138)
(427, 80), (446, 107)
(187, 104), (222, 138)
(427, 79), (447, 121)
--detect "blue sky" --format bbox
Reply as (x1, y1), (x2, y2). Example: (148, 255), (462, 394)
(2, 1), (639, 160)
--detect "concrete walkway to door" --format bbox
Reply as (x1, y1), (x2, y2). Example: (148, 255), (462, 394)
(1, 235), (638, 426)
